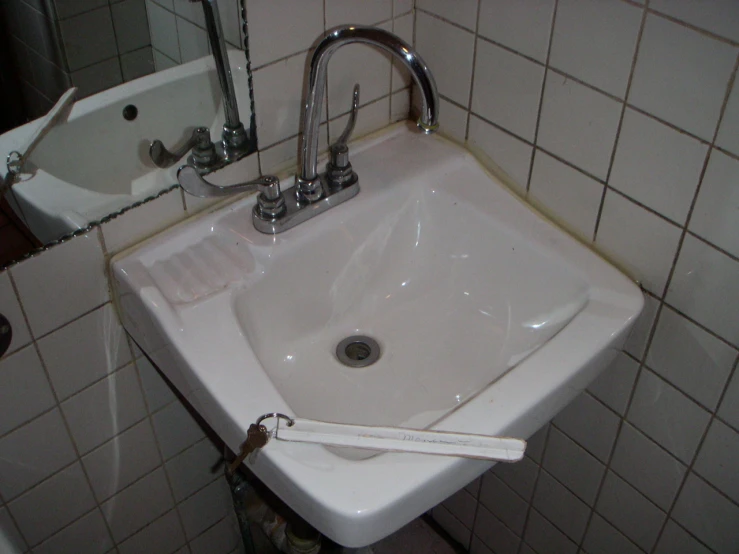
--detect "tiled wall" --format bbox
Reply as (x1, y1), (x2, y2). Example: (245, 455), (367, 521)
(1, 0), (154, 117)
(2, 1), (738, 553)
(0, 190), (246, 553)
(415, 1), (739, 554)
(0, 2), (413, 553)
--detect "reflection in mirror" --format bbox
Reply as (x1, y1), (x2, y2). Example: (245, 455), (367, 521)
(0, 0), (256, 267)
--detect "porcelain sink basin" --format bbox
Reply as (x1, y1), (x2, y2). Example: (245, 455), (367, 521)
(112, 123), (643, 547)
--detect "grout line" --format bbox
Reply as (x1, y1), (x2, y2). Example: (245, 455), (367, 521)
(646, 8), (739, 48)
(592, 0), (649, 243)
(524, 0), (558, 196)
(415, 8), (476, 36)
(462, 0), (483, 142)
(656, 51), (739, 300)
(648, 354), (739, 552)
(515, 424), (553, 554)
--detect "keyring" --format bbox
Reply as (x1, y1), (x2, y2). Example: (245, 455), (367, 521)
(255, 412), (295, 427)
(6, 151), (22, 176)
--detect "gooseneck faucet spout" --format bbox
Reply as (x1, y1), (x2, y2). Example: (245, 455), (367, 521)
(297, 26), (439, 200)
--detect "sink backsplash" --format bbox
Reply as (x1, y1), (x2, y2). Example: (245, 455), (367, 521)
(1, 1), (738, 553)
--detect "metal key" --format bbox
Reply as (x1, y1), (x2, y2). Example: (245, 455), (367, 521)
(228, 423), (269, 475)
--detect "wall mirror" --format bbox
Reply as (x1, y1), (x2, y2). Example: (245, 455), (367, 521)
(0, 0), (257, 267)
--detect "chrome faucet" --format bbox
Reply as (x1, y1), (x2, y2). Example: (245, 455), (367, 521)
(178, 25), (440, 234)
(150, 0), (252, 172)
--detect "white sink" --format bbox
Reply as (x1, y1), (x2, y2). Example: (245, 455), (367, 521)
(112, 123), (643, 547)
(0, 50), (252, 243)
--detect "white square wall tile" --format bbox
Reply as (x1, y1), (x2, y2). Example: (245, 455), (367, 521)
(647, 306), (735, 410)
(666, 234), (739, 347)
(583, 514), (644, 554)
(719, 369), (739, 430)
(493, 455), (539, 501)
(8, 463), (96, 547)
(151, 399), (207, 459)
(441, 488), (476, 529)
(588, 351), (639, 416)
(102, 467), (174, 543)
(524, 509), (578, 554)
(478, 0), (555, 63)
(33, 509), (114, 554)
(610, 423), (687, 510)
(693, 420), (739, 504)
(610, 108), (708, 225)
(394, 0), (412, 16)
(0, 345), (56, 437)
(0, 272), (31, 355)
(0, 507), (28, 553)
(624, 293), (659, 361)
(654, 519), (714, 554)
(596, 471), (666, 551)
(415, 11), (475, 107)
(550, 0), (642, 98)
(38, 303), (132, 400)
(252, 51), (308, 147)
(538, 70), (622, 179)
(472, 506), (520, 554)
(135, 355), (176, 412)
(437, 97), (467, 144)
(177, 16), (209, 63)
(178, 479), (232, 540)
(689, 149), (739, 259)
(467, 115), (532, 197)
(673, 473), (739, 553)
(629, 15), (737, 141)
(246, 0), (322, 68)
(325, 0), (391, 27)
(0, 409), (77, 500)
(553, 392), (621, 462)
(166, 438), (222, 502)
(542, 427), (605, 505)
(189, 513), (241, 554)
(112, 0), (151, 54)
(82, 419), (162, 502)
(528, 151), (604, 241)
(60, 7), (118, 72)
(650, 0), (739, 43)
(118, 510), (186, 554)
(101, 190), (185, 255)
(627, 369), (712, 464)
(61, 363), (148, 454)
(533, 471), (590, 542)
(431, 505), (471, 549)
(716, 80), (739, 156)
(11, 232), (108, 338)
(595, 191), (682, 295)
(417, 0), (478, 31)
(472, 40), (544, 142)
(479, 474), (528, 534)
(147, 0), (181, 63)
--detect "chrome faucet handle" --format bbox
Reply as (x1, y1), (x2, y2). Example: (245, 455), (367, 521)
(150, 127), (217, 169)
(177, 166), (286, 220)
(326, 84), (360, 190)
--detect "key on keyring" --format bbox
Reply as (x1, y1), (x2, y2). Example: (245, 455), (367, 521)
(228, 423), (269, 474)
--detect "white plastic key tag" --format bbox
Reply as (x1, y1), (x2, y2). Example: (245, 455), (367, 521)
(267, 414), (526, 462)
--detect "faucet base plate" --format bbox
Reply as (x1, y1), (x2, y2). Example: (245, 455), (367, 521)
(253, 176), (359, 234)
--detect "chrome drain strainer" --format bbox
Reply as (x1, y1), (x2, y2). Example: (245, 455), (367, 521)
(336, 335), (381, 368)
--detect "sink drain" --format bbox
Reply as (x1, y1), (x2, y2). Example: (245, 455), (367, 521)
(336, 335), (381, 368)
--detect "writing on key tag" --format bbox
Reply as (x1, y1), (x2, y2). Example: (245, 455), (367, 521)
(227, 423), (269, 474)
